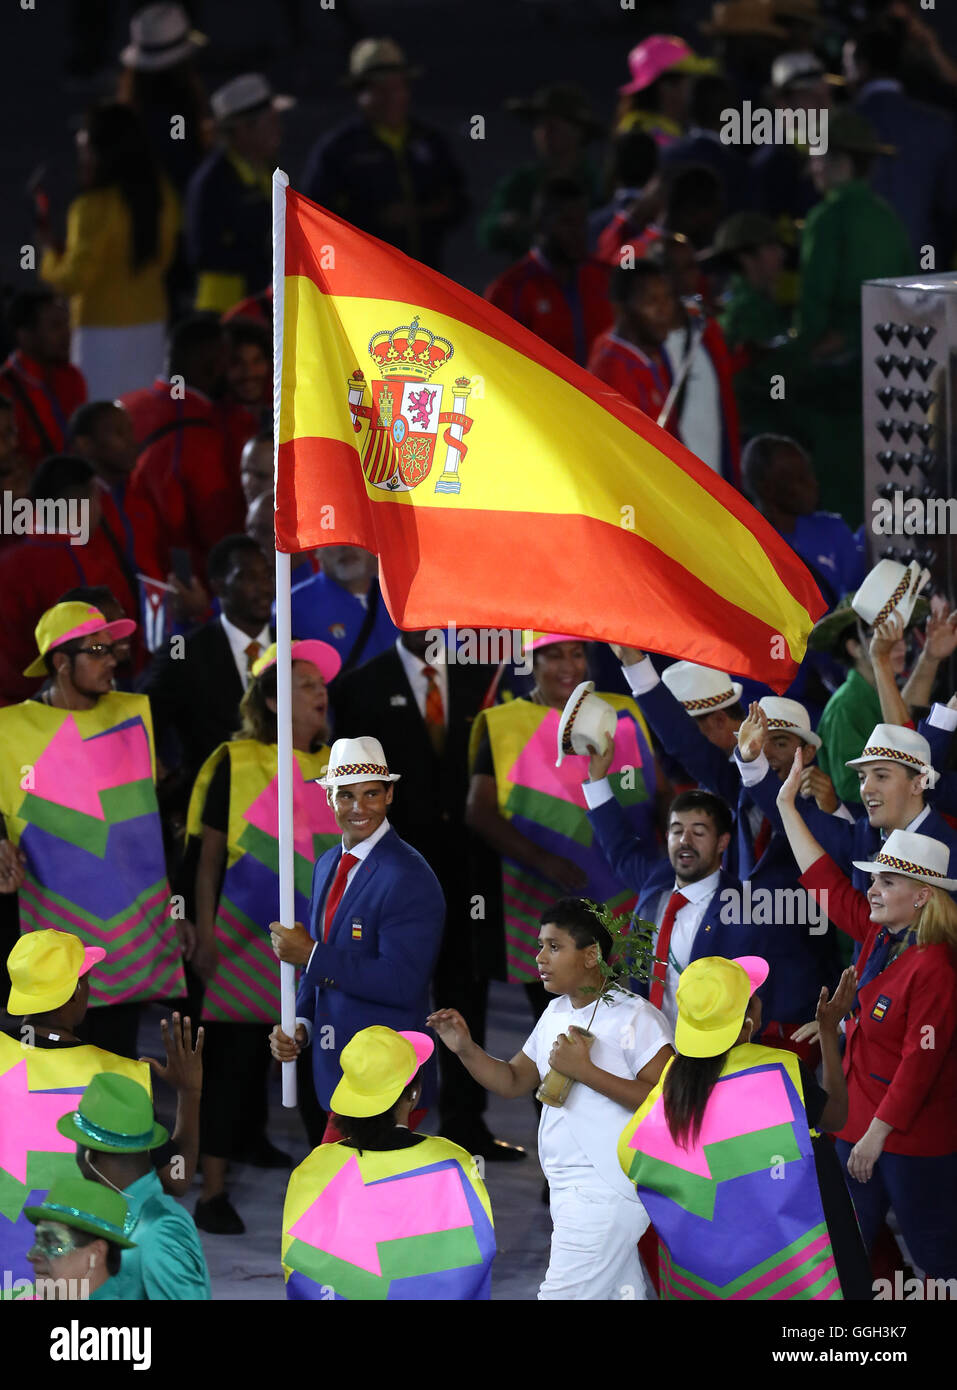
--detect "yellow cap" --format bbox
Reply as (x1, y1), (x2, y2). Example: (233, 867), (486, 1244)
(675, 957), (752, 1058)
(6, 930), (106, 1014)
(329, 1026), (433, 1118)
(24, 602), (136, 678)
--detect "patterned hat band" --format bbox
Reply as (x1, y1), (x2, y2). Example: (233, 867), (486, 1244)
(327, 762), (390, 778)
(39, 1202), (127, 1239)
(72, 1110), (155, 1148)
(870, 852), (945, 879)
(561, 688), (591, 752)
(858, 745), (925, 768)
(872, 573), (912, 628)
(766, 718), (804, 733)
(683, 689), (736, 712)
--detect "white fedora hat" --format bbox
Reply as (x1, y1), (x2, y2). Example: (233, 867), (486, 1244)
(315, 736), (401, 788)
(845, 723), (938, 787)
(556, 681), (618, 767)
(662, 660), (743, 714)
(211, 73), (295, 124)
(759, 696), (821, 749)
(121, 4), (207, 71)
(852, 829), (957, 891)
(852, 559), (930, 631)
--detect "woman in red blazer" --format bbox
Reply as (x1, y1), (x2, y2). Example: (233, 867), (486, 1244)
(777, 750), (957, 1281)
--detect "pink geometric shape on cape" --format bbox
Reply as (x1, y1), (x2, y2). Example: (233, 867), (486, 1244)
(244, 761), (339, 860)
(628, 1068), (795, 1178)
(507, 709), (641, 801)
(0, 1059), (78, 1184)
(30, 717), (152, 820)
(290, 1155), (473, 1276)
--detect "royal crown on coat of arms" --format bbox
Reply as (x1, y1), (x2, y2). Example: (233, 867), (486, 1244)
(347, 312), (475, 496)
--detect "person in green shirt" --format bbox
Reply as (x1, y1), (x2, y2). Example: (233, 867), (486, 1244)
(25, 1175), (135, 1300)
(478, 83), (602, 257)
(58, 1072), (211, 1300)
(791, 110), (914, 522)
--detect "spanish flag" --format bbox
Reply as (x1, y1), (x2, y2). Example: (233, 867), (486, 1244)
(274, 177), (824, 687)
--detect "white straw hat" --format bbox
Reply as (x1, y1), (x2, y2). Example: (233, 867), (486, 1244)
(555, 681), (618, 767)
(852, 829), (957, 891)
(845, 723), (938, 788)
(852, 559), (930, 631)
(662, 661), (743, 714)
(314, 736), (401, 788)
(211, 73), (295, 123)
(759, 696), (821, 750)
(121, 4), (206, 71)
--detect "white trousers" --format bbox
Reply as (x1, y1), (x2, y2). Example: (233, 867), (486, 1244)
(71, 321), (166, 400)
(538, 1182), (654, 1300)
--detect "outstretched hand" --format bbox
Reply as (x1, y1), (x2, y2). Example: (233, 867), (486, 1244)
(426, 1008), (473, 1056)
(140, 1013), (204, 1092)
(868, 612), (905, 662)
(586, 731), (615, 784)
(776, 747), (804, 809)
(815, 967), (857, 1034)
(738, 701), (768, 763)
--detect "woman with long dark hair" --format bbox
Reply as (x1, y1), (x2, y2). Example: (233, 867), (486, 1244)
(618, 953), (871, 1300)
(39, 104), (179, 397)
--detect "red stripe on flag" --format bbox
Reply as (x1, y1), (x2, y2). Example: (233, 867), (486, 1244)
(276, 435), (808, 687)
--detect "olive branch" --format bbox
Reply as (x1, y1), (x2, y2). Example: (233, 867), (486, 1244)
(577, 900), (657, 1033)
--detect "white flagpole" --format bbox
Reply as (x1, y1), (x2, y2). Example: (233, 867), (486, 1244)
(272, 167), (296, 1107)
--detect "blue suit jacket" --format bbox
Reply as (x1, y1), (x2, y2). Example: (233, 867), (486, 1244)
(296, 827), (445, 1110)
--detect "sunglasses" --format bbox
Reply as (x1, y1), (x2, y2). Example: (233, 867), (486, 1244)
(74, 642), (117, 659)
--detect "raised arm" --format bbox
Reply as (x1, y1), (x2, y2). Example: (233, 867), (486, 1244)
(426, 1008), (540, 1099)
(869, 614), (911, 727)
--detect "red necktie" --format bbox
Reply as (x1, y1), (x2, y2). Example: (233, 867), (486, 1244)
(322, 852), (358, 943)
(650, 890), (688, 1010)
(421, 664), (446, 755)
(753, 816), (772, 863)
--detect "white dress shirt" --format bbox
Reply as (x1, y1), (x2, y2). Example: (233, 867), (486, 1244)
(394, 638), (449, 725)
(220, 614), (271, 691)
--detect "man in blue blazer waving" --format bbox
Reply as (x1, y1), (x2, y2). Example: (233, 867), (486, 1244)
(269, 736), (445, 1139)
(582, 736), (751, 1030)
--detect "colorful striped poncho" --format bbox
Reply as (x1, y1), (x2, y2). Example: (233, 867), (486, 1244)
(0, 694), (184, 1006)
(618, 1043), (842, 1300)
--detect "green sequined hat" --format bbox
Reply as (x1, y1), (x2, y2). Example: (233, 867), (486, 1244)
(56, 1072), (168, 1153)
(24, 1174), (136, 1247)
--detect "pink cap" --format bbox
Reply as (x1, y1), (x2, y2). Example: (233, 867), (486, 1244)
(620, 35), (692, 93)
(398, 1030), (434, 1083)
(250, 639), (342, 685)
(526, 631), (585, 654)
(733, 955), (769, 997)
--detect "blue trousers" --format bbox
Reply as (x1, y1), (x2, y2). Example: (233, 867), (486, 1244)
(835, 1140), (957, 1278)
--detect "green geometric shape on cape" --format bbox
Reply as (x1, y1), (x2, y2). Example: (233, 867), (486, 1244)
(378, 1224), (482, 1280)
(236, 821), (323, 897)
(628, 1120), (802, 1221)
(19, 778), (157, 858)
(285, 1223), (483, 1300)
(609, 765), (649, 806)
(0, 1164), (28, 1222)
(505, 784), (596, 848)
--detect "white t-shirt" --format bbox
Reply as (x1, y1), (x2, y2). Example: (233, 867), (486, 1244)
(523, 989), (673, 1200)
(664, 323), (721, 475)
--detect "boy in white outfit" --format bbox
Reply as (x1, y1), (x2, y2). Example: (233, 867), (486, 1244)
(429, 898), (673, 1299)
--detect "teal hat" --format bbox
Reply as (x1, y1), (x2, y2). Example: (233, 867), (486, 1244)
(57, 1072), (168, 1153)
(24, 1175), (136, 1248)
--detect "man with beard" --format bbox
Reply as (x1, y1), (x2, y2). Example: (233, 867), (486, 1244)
(582, 734), (744, 1031)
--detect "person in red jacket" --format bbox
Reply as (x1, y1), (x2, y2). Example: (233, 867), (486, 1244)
(0, 456), (150, 705)
(587, 261), (678, 426)
(484, 177), (612, 366)
(218, 317), (270, 489)
(0, 289), (87, 468)
(777, 751), (957, 1282)
(596, 164), (723, 283)
(121, 315), (243, 583)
